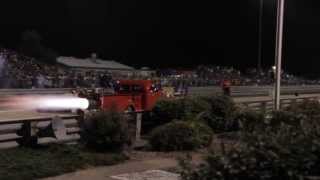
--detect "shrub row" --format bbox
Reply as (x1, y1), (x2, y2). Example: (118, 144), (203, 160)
(147, 95), (239, 132)
(180, 99), (320, 179)
(82, 110), (131, 152)
(149, 121), (213, 151)
(148, 95), (239, 151)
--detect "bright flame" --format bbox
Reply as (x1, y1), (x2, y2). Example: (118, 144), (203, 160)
(39, 97), (89, 110)
(0, 95), (89, 111)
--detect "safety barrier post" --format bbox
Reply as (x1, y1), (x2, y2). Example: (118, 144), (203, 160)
(135, 112), (142, 141)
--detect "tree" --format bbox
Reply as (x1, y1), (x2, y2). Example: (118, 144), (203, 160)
(20, 30), (58, 64)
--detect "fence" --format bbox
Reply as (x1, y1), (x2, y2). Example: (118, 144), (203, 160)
(189, 85), (320, 97)
(240, 96), (319, 113)
(1, 85), (320, 97)
(0, 110), (145, 149)
(0, 88), (72, 95)
(0, 113), (81, 149)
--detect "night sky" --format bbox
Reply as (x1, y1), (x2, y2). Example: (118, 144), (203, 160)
(0, 0), (320, 77)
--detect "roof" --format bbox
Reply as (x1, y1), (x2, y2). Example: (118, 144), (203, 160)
(56, 56), (134, 70)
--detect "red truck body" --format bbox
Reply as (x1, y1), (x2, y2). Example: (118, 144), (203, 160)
(100, 80), (162, 112)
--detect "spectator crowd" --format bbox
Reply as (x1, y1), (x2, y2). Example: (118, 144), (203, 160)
(0, 48), (115, 89)
(156, 65), (320, 89)
(0, 48), (319, 90)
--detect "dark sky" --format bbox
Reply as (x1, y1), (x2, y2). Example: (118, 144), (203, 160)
(0, 0), (320, 77)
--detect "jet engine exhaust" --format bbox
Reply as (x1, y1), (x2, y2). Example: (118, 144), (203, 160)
(0, 95), (89, 111)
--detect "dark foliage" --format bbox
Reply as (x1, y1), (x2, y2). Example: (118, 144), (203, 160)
(20, 30), (58, 64)
(180, 108), (320, 179)
(0, 145), (127, 180)
(82, 110), (131, 152)
(235, 110), (265, 133)
(145, 97), (210, 132)
(150, 121), (213, 151)
(199, 95), (239, 133)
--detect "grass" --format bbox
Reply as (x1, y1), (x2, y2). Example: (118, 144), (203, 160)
(0, 145), (128, 180)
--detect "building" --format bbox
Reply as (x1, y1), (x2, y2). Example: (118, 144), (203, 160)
(136, 67), (156, 78)
(56, 56), (135, 77)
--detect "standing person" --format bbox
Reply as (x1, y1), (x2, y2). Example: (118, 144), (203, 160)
(37, 74), (45, 88)
(184, 82), (189, 96)
(221, 79), (231, 96)
(31, 74), (37, 89)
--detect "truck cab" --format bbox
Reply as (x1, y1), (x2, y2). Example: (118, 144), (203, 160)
(100, 80), (162, 112)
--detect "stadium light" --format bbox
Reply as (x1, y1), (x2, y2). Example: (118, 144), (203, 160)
(274, 0), (285, 110)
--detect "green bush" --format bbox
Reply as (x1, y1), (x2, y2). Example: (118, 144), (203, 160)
(235, 110), (265, 133)
(0, 145), (127, 180)
(147, 97), (210, 132)
(149, 121), (213, 151)
(189, 122), (214, 148)
(180, 110), (320, 179)
(83, 110), (131, 152)
(286, 100), (320, 121)
(151, 99), (186, 124)
(204, 95), (237, 118)
(199, 95), (239, 133)
(183, 97), (211, 118)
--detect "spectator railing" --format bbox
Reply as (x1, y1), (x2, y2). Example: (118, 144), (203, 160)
(0, 86), (320, 97)
(239, 96), (319, 113)
(0, 113), (81, 149)
(189, 85), (320, 97)
(0, 88), (72, 95)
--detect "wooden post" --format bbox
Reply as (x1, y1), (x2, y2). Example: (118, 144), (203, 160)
(136, 112), (142, 141)
(16, 121), (39, 147)
(261, 102), (267, 114)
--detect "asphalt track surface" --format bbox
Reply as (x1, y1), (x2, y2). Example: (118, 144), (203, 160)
(0, 93), (318, 123)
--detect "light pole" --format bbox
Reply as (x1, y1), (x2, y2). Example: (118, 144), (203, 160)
(274, 0), (285, 110)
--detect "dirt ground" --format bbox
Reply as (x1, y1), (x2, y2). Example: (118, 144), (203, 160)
(42, 133), (242, 180)
(42, 150), (204, 180)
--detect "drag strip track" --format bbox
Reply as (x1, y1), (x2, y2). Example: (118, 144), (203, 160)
(0, 86), (318, 149)
(0, 86), (320, 97)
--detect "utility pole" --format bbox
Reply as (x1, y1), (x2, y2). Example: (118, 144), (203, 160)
(274, 0), (285, 110)
(257, 0), (264, 72)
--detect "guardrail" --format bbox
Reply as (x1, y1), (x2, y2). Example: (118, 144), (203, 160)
(0, 88), (72, 95)
(0, 110), (144, 149)
(239, 96), (319, 113)
(0, 86), (320, 97)
(189, 85), (320, 97)
(0, 114), (81, 149)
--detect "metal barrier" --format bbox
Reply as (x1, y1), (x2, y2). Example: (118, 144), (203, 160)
(1, 86), (320, 97)
(0, 88), (72, 95)
(0, 113), (81, 149)
(0, 109), (142, 149)
(189, 85), (320, 97)
(239, 96), (319, 113)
